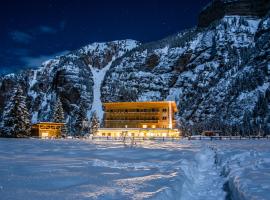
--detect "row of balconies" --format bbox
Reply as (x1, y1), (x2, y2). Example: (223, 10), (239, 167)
(105, 119), (176, 123)
(105, 113), (171, 117)
(105, 115), (163, 120)
(105, 119), (160, 122)
(105, 109), (167, 113)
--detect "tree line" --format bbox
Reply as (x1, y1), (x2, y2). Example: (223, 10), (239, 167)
(0, 85), (100, 138)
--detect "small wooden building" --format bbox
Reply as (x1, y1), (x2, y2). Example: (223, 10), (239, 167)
(31, 122), (65, 138)
(202, 130), (222, 137)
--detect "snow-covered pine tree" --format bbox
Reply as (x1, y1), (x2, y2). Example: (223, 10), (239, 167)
(90, 111), (99, 135)
(1, 85), (31, 137)
(74, 103), (87, 136)
(53, 97), (67, 137)
(53, 97), (65, 122)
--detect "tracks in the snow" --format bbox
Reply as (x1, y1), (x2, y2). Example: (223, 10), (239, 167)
(180, 146), (227, 200)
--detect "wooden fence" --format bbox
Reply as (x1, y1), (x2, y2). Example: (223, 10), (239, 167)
(92, 135), (270, 141)
(187, 135), (270, 140)
(92, 136), (180, 141)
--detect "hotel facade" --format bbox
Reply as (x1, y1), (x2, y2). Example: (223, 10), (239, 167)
(96, 101), (180, 138)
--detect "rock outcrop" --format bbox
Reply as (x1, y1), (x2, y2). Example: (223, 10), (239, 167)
(198, 0), (270, 28)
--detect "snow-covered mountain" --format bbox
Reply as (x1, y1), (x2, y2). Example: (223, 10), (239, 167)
(102, 15), (270, 134)
(1, 3), (269, 135)
(0, 40), (140, 131)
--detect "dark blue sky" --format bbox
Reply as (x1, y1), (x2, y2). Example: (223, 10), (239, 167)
(0, 0), (211, 74)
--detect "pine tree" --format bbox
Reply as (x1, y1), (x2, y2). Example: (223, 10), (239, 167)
(53, 97), (67, 137)
(243, 111), (252, 136)
(74, 103), (87, 136)
(1, 85), (31, 137)
(53, 97), (65, 123)
(90, 112), (99, 135)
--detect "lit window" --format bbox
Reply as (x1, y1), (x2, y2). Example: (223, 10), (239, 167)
(152, 125), (156, 128)
(41, 132), (49, 137)
(142, 125), (147, 128)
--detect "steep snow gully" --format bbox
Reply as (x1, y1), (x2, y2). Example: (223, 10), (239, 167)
(89, 59), (114, 121)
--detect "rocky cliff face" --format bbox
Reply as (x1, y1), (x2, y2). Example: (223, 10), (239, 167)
(1, 9), (270, 135)
(198, 0), (270, 28)
(101, 15), (270, 134)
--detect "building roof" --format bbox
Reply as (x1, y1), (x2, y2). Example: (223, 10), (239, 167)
(103, 101), (178, 112)
(33, 122), (65, 126)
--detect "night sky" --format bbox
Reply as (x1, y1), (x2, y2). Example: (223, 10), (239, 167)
(0, 0), (211, 74)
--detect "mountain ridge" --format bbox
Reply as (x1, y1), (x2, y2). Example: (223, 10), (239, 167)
(1, 9), (270, 135)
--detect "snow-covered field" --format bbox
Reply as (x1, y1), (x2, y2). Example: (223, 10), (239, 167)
(0, 139), (269, 200)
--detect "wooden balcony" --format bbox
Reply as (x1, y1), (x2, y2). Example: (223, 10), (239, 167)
(105, 119), (159, 123)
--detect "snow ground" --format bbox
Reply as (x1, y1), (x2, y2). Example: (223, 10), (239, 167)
(0, 139), (269, 200)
